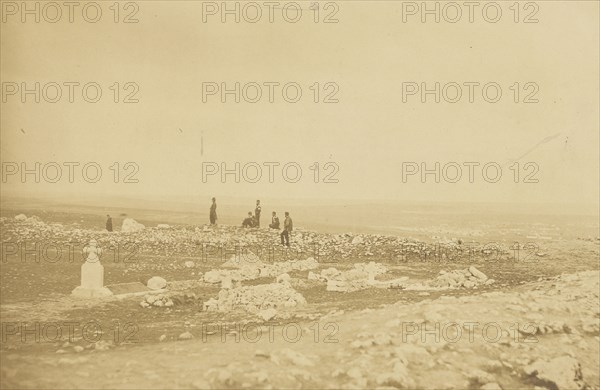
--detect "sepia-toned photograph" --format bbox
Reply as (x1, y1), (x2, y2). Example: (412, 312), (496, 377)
(0, 1), (599, 389)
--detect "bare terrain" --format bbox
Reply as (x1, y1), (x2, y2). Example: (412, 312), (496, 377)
(0, 203), (598, 389)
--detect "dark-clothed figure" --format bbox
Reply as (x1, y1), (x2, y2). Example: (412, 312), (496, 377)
(269, 212), (280, 229)
(210, 197), (217, 225)
(280, 212), (293, 246)
(242, 212), (255, 228)
(255, 200), (262, 227)
(106, 215), (113, 232)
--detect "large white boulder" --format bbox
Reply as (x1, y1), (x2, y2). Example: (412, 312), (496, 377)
(147, 276), (167, 290)
(121, 218), (145, 233)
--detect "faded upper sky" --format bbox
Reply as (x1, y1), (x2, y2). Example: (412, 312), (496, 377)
(1, 1), (598, 210)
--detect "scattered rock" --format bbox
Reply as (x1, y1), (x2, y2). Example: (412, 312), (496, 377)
(257, 308), (277, 321)
(147, 276), (167, 290)
(179, 332), (194, 340)
(276, 273), (291, 283)
(204, 282), (306, 313)
(524, 356), (585, 390)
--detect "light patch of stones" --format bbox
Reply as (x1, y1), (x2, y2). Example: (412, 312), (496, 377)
(203, 281), (306, 315)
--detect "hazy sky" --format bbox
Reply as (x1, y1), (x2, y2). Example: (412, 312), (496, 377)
(1, 1), (598, 209)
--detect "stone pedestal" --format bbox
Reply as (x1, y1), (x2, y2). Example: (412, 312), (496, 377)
(72, 259), (112, 298)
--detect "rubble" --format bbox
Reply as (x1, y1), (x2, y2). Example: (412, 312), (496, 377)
(524, 356), (585, 389)
(427, 266), (493, 289)
(140, 292), (199, 308)
(309, 262), (390, 292)
(203, 282), (306, 313)
(1, 215), (510, 273)
(140, 293), (174, 308)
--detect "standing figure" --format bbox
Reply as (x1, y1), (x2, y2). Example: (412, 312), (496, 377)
(106, 215), (113, 232)
(280, 212), (293, 247)
(269, 212), (280, 229)
(255, 200), (262, 228)
(210, 197), (217, 225)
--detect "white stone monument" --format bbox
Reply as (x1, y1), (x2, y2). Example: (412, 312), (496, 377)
(72, 240), (113, 298)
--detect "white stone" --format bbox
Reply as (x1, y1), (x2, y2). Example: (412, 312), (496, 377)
(121, 218), (145, 233)
(469, 266), (488, 281)
(258, 308), (277, 321)
(157, 224), (171, 229)
(178, 332), (193, 340)
(147, 276), (167, 290)
(221, 277), (233, 289)
(351, 236), (364, 245)
(14, 214), (27, 221)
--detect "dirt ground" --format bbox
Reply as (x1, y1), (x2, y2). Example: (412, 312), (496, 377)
(0, 208), (598, 389)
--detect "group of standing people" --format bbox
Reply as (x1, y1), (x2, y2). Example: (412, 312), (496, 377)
(209, 198), (293, 246)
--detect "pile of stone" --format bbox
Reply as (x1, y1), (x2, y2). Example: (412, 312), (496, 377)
(203, 281), (306, 313)
(204, 256), (319, 285)
(307, 262), (390, 292)
(203, 265), (260, 285)
(258, 257), (319, 277)
(428, 266), (494, 289)
(140, 293), (174, 308)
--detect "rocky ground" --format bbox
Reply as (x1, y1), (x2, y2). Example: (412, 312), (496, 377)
(0, 213), (598, 389)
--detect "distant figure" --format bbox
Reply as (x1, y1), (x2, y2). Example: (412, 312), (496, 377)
(242, 212), (256, 228)
(210, 197), (217, 225)
(269, 212), (280, 229)
(255, 200), (262, 227)
(280, 212), (293, 246)
(105, 215), (113, 232)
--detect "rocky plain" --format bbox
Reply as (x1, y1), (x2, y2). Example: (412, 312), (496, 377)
(0, 209), (598, 389)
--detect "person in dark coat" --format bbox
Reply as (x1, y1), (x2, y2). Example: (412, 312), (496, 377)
(255, 200), (262, 227)
(106, 215), (113, 232)
(269, 212), (280, 229)
(280, 212), (292, 246)
(209, 197), (217, 225)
